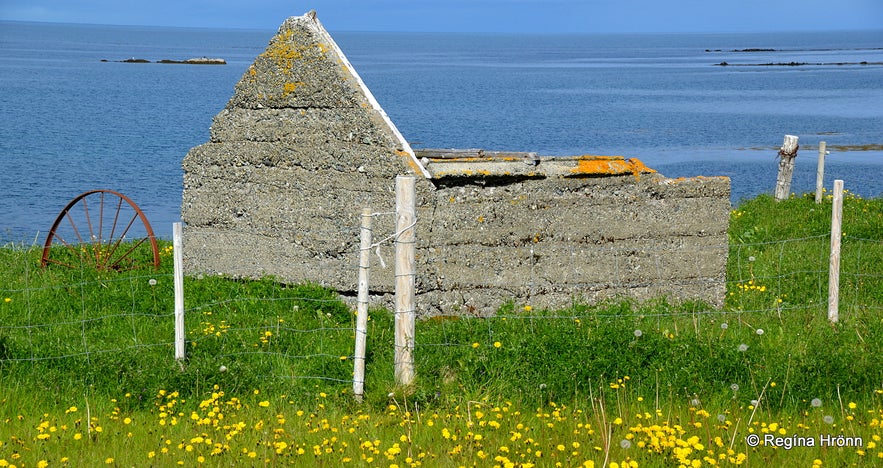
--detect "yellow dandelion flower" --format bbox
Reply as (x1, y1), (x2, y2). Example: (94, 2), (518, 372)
(493, 341), (502, 348)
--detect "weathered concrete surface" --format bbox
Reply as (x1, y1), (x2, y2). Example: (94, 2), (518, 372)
(182, 12), (731, 316)
(182, 12), (418, 289)
(418, 172), (729, 314)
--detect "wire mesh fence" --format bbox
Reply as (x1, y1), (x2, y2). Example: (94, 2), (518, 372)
(1, 178), (880, 399)
(0, 246), (357, 391)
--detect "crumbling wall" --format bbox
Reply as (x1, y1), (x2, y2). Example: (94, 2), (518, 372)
(182, 12), (730, 316)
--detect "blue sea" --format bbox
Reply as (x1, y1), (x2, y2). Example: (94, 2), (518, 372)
(1, 21), (882, 241)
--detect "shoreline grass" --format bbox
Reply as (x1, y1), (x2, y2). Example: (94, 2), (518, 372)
(2, 192), (883, 466)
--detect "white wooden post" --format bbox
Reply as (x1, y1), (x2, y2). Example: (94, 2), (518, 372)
(775, 135), (799, 201)
(173, 222), (186, 361)
(828, 179), (843, 323)
(353, 208), (372, 401)
(394, 175), (416, 386)
(815, 141), (827, 204)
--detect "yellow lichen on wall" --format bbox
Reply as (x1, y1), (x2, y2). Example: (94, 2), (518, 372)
(282, 81), (306, 96)
(251, 27), (337, 99)
(263, 29), (301, 72)
(260, 28), (329, 77)
(569, 156), (656, 179)
(396, 150), (426, 177)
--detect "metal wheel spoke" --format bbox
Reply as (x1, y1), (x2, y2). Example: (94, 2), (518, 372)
(65, 211), (85, 245)
(41, 190), (161, 271)
(102, 213), (139, 269)
(109, 237), (149, 271)
(52, 233), (88, 266)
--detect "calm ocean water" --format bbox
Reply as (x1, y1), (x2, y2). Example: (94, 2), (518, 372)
(1, 21), (882, 241)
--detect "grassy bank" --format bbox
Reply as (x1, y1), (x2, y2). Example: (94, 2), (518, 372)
(1, 193), (882, 466)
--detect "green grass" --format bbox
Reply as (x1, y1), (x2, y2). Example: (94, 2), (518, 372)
(1, 192), (883, 466)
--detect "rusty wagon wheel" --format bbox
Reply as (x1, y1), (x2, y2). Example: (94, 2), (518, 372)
(41, 190), (160, 271)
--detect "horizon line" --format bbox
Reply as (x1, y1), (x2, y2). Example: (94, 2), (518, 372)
(3, 18), (883, 36)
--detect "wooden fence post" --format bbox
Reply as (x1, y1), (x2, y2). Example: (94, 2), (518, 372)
(775, 135), (799, 201)
(353, 208), (372, 401)
(394, 175), (416, 386)
(815, 141), (827, 204)
(828, 179), (843, 323)
(173, 222), (185, 362)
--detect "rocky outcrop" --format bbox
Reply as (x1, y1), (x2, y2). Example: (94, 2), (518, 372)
(103, 57), (226, 64)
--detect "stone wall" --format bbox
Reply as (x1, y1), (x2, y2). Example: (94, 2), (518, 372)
(417, 155), (730, 313)
(182, 12), (730, 316)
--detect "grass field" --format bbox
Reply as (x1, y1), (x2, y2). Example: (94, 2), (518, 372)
(1, 192), (882, 466)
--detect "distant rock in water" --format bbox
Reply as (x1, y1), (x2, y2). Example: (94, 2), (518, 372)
(159, 57), (227, 65)
(99, 57), (150, 63)
(713, 60), (881, 67)
(102, 57), (226, 65)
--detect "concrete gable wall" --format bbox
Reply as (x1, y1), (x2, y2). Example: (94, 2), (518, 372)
(182, 12), (418, 288)
(182, 12), (730, 315)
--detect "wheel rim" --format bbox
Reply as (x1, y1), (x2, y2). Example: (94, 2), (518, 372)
(41, 190), (161, 271)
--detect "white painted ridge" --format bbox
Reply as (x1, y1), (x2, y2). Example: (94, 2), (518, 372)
(306, 12), (432, 179)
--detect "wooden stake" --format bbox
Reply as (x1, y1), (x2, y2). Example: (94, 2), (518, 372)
(394, 176), (416, 386)
(173, 222), (186, 362)
(353, 208), (372, 401)
(815, 141), (827, 204)
(828, 179), (843, 323)
(775, 135), (799, 201)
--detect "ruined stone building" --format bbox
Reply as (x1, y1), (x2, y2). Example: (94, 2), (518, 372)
(182, 12), (730, 315)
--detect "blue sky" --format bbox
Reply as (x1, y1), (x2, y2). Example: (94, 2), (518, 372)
(1, 0), (881, 33)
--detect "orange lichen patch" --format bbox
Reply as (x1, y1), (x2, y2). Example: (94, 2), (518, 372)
(569, 156), (655, 179)
(282, 81), (306, 96)
(263, 29), (301, 72)
(396, 150), (429, 177)
(260, 28), (330, 76)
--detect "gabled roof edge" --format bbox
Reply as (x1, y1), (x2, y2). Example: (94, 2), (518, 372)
(307, 11), (432, 179)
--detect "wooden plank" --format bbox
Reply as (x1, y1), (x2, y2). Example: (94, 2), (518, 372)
(415, 148), (484, 159)
(415, 148), (540, 161)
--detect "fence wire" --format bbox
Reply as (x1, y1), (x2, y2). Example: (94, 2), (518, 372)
(0, 247), (356, 386)
(1, 183), (881, 393)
